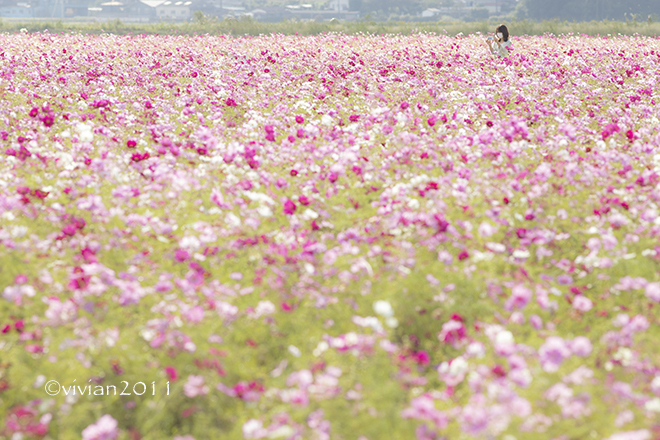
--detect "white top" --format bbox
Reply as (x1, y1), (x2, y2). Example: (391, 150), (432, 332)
(491, 40), (513, 58)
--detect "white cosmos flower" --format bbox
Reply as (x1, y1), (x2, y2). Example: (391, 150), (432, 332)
(302, 208), (319, 220)
(449, 356), (468, 376)
(257, 206), (273, 217)
(645, 398), (660, 412)
(512, 249), (530, 259)
(225, 213), (241, 227)
(495, 330), (514, 345)
(373, 300), (394, 318)
(486, 242), (506, 253)
(385, 317), (399, 328)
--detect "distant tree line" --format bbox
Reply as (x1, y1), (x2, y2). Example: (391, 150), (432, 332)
(517, 0), (660, 21)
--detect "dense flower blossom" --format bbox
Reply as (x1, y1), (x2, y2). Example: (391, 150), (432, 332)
(1, 31), (660, 440)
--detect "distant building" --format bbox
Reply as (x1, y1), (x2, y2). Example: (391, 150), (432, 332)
(155, 0), (191, 20)
(250, 3), (357, 21)
(187, 0), (223, 19)
(221, 5), (245, 17)
(421, 7), (441, 17)
(128, 0), (158, 20)
(0, 1), (33, 17)
(86, 0), (192, 20)
(29, 0), (90, 18)
(328, 0), (348, 12)
(249, 5), (290, 21)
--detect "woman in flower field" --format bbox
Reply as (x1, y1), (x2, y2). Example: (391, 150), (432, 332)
(2, 31), (660, 440)
(486, 24), (513, 57)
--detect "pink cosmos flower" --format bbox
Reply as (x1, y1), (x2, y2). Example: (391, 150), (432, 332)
(530, 314), (543, 330)
(275, 177), (288, 189)
(44, 297), (77, 325)
(280, 388), (309, 406)
(459, 401), (489, 435)
(81, 415), (119, 440)
(614, 410), (634, 428)
(414, 350), (430, 365)
(175, 249), (191, 262)
(286, 369), (314, 388)
(164, 366), (178, 381)
(572, 295), (593, 312)
(538, 337), (572, 372)
(185, 306), (205, 324)
(438, 318), (466, 347)
(401, 395), (448, 429)
(283, 199), (296, 215)
(183, 375), (209, 398)
(233, 381), (264, 402)
(415, 424), (439, 440)
(570, 336), (593, 357)
(563, 365), (594, 386)
(505, 285), (532, 310)
(477, 221), (497, 237)
(645, 282), (660, 302)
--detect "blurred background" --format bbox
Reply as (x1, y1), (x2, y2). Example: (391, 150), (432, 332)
(1, 0), (659, 24)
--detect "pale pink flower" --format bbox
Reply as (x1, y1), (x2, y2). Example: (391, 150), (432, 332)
(645, 282), (660, 302)
(570, 336), (592, 357)
(538, 337), (571, 372)
(401, 395), (448, 429)
(505, 285), (532, 310)
(242, 419), (267, 439)
(572, 295), (593, 312)
(81, 415), (119, 440)
(183, 375), (209, 398)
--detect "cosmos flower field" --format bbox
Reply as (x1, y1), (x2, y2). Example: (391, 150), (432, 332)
(2, 31), (660, 440)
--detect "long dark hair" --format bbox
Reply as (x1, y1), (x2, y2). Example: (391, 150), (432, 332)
(496, 24), (509, 42)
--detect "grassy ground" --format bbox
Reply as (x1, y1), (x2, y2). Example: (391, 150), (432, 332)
(1, 17), (660, 36)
